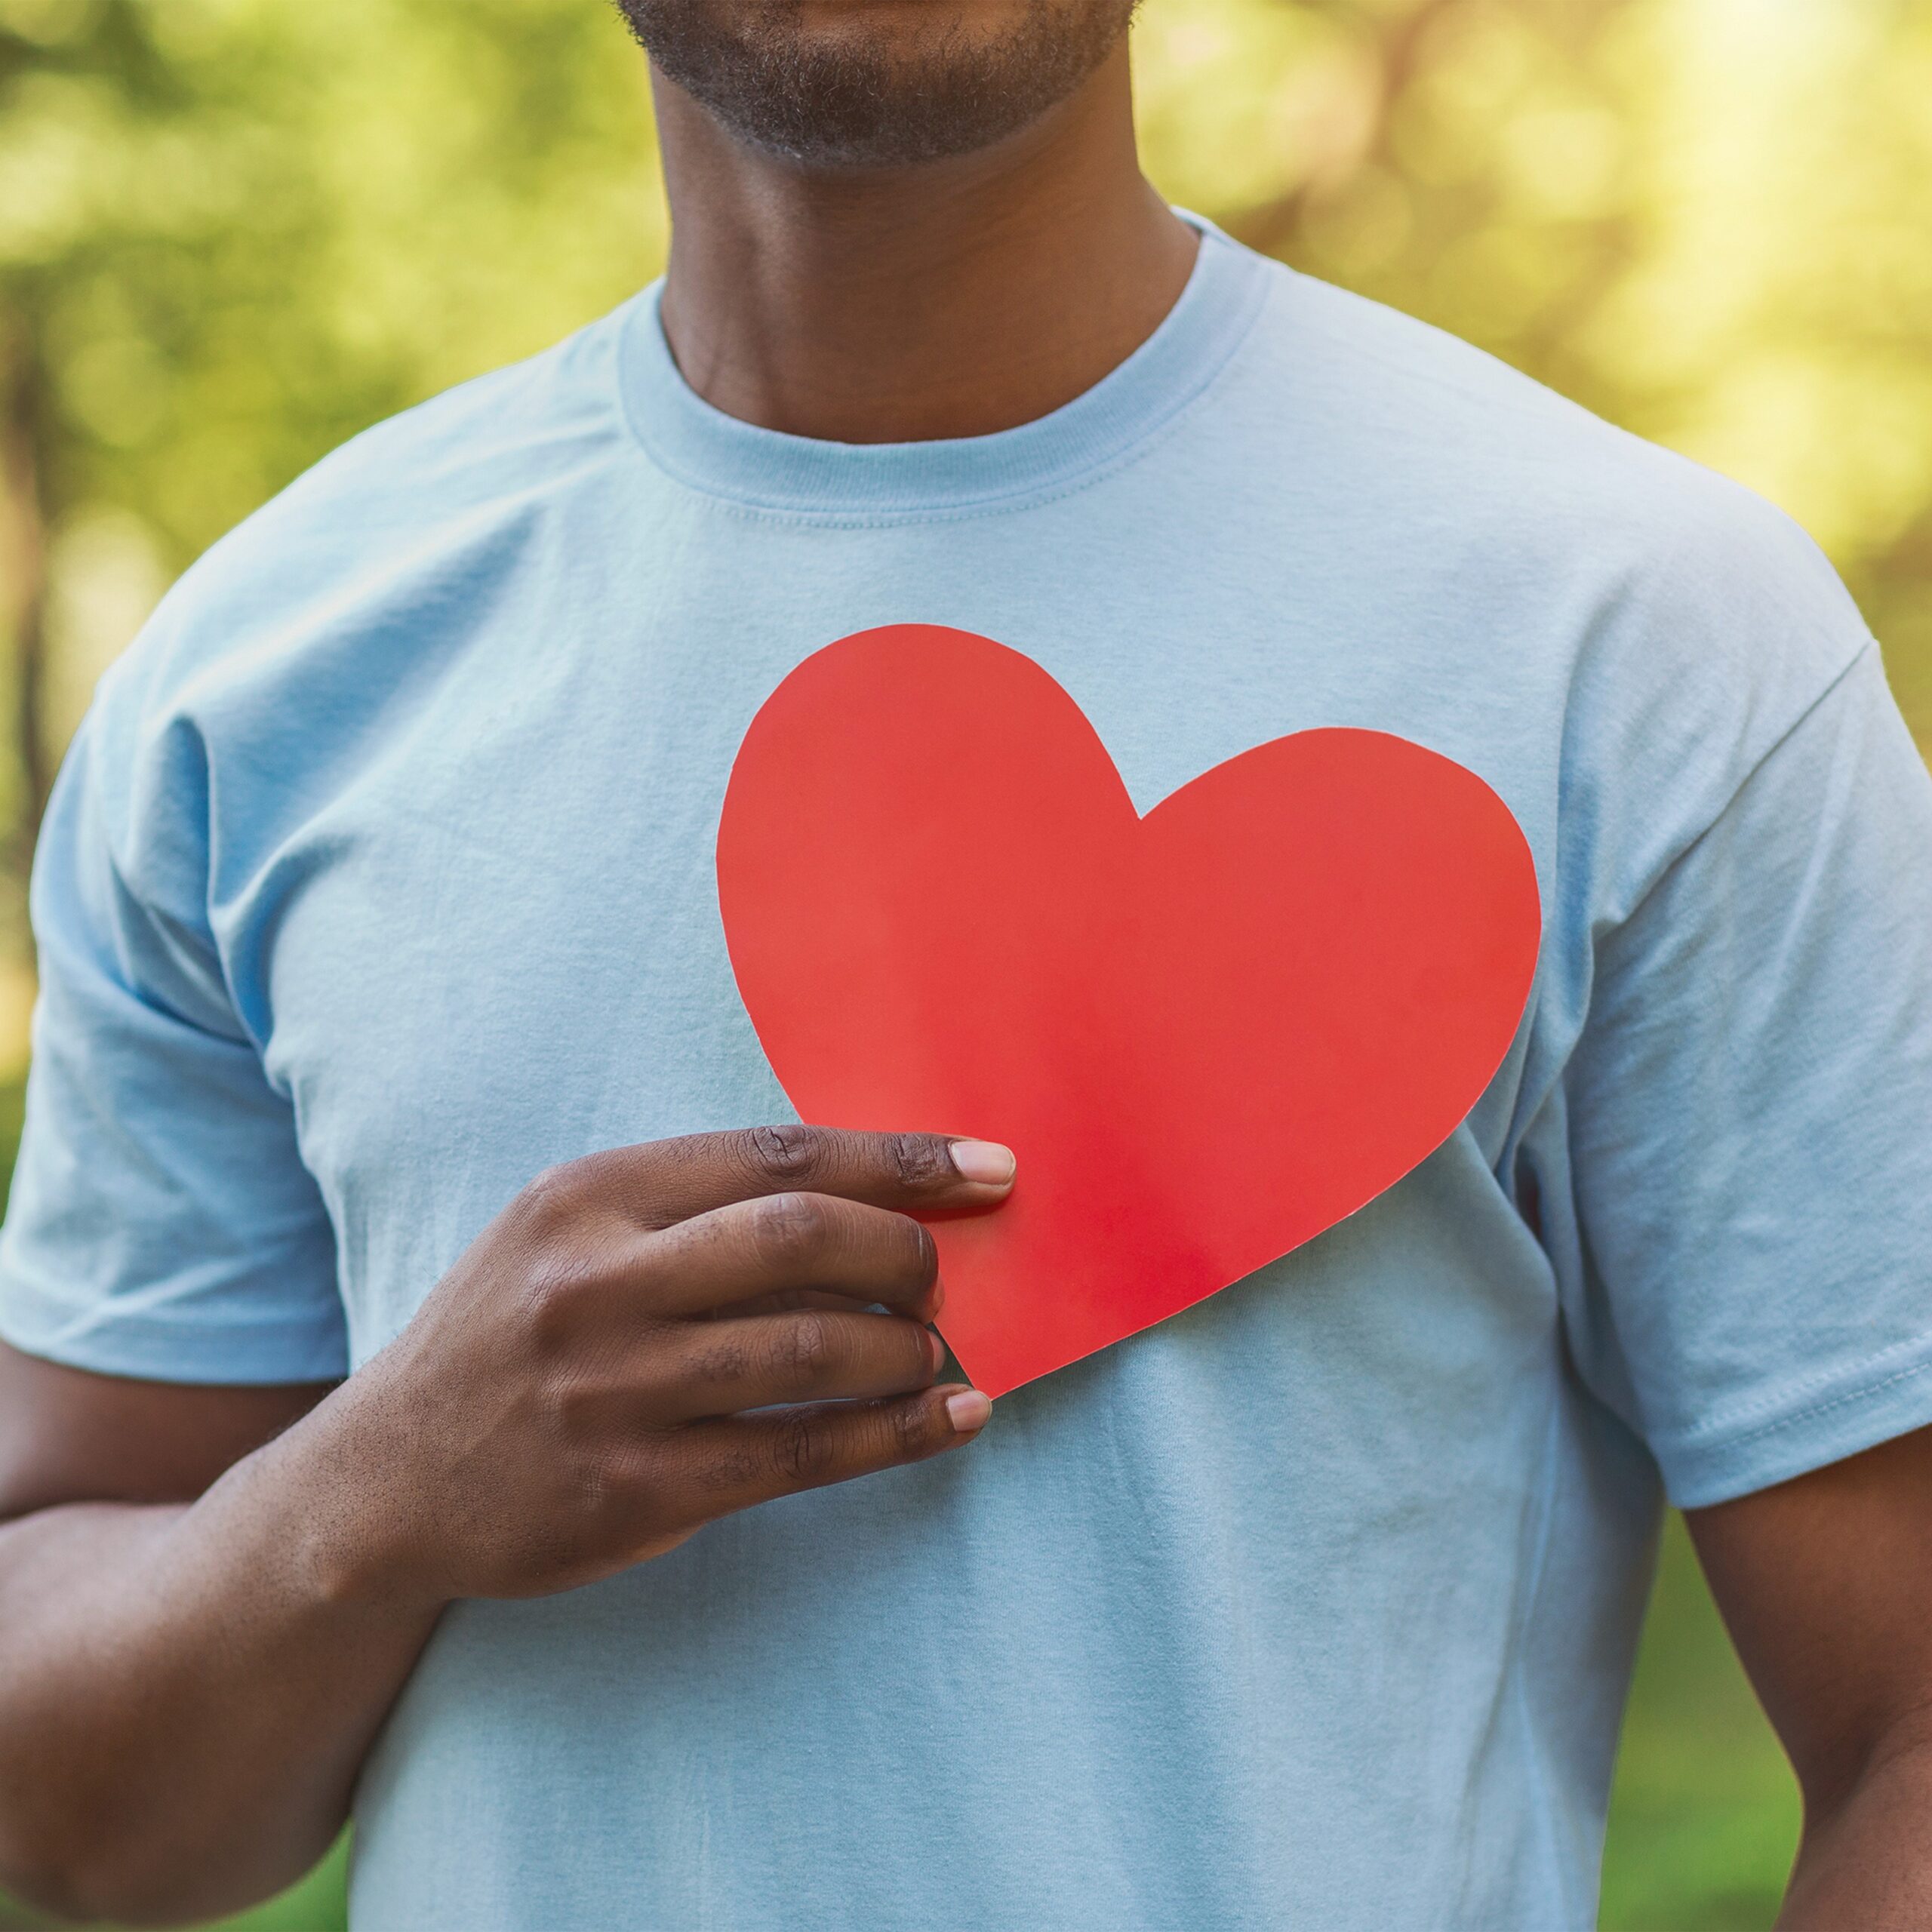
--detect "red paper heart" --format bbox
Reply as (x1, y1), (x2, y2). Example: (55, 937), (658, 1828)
(718, 626), (1540, 1398)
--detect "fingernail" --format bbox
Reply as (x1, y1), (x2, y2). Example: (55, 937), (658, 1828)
(926, 1330), (946, 1375)
(949, 1140), (1016, 1186)
(930, 1275), (946, 1315)
(945, 1389), (992, 1434)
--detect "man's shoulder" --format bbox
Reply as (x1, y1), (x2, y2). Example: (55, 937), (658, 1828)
(1215, 251), (1882, 897)
(300, 294), (639, 509)
(102, 298), (645, 726)
(1232, 252), (1870, 701)
(1241, 257), (1809, 567)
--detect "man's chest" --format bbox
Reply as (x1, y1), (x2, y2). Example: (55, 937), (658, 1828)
(228, 546), (1567, 1364)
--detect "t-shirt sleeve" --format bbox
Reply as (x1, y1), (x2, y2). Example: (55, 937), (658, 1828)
(0, 691), (346, 1385)
(1565, 643), (1932, 1507)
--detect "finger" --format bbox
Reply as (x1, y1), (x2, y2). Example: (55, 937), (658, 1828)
(640, 1190), (943, 1318)
(551, 1124), (1015, 1231)
(652, 1309), (943, 1421)
(678, 1383), (994, 1516)
(701, 1286), (886, 1319)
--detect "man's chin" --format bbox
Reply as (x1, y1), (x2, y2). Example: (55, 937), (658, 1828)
(619, 0), (1138, 170)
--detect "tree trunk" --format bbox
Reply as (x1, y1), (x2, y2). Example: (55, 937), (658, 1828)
(0, 306), (51, 869)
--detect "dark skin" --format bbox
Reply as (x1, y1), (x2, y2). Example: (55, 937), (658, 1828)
(1695, 1430), (1932, 1924)
(2, 11), (1929, 1925)
(0, 1128), (1015, 1920)
(652, 37), (1197, 442)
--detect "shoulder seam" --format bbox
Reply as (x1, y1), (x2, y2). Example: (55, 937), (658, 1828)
(1607, 634), (1880, 934)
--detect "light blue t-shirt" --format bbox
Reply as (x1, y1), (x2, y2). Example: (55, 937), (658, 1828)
(8, 219), (1932, 1930)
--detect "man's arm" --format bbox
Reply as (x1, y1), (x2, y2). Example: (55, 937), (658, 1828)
(1687, 1423), (1932, 1929)
(0, 1359), (438, 1921)
(0, 1124), (1007, 1925)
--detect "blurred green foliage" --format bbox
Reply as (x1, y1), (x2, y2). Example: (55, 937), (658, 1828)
(1601, 1520), (1797, 1930)
(6, 0), (1905, 1922)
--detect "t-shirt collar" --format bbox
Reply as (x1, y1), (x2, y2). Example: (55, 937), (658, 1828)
(617, 211), (1269, 517)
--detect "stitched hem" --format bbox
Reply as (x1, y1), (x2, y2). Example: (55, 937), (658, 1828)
(0, 1278), (349, 1385)
(1656, 1337), (1932, 1508)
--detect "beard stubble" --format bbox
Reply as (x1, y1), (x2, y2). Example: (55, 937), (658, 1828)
(614, 0), (1139, 168)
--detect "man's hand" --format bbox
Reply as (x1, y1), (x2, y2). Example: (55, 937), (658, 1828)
(0, 1124), (1011, 1924)
(301, 1125), (1008, 1604)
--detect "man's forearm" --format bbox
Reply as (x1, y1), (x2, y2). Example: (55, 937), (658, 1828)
(0, 1420), (440, 1924)
(0, 1128), (1004, 1923)
(1687, 1434), (1932, 1932)
(1777, 1724), (1932, 1929)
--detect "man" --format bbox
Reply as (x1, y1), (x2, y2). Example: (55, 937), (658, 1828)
(1, 0), (1930, 1924)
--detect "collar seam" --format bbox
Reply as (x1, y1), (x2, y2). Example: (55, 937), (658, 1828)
(611, 235), (1275, 523)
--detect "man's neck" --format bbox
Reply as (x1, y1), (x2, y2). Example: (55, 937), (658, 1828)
(651, 43), (1197, 445)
